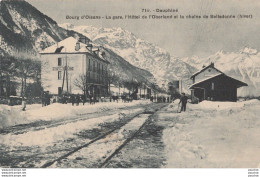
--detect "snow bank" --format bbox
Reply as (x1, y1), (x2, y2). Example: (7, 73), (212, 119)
(0, 108), (143, 147)
(194, 99), (259, 110)
(161, 100), (260, 168)
(0, 105), (28, 129)
(0, 100), (151, 128)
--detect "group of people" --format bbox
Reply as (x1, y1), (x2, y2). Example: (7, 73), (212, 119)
(41, 91), (190, 113)
(150, 96), (171, 103)
(41, 91), (98, 107)
(41, 91), (51, 107)
(60, 94), (96, 106)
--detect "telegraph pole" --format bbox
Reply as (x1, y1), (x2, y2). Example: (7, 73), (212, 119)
(0, 36), (3, 97)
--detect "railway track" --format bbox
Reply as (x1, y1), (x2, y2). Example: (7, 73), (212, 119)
(41, 103), (168, 168)
(0, 103), (155, 135)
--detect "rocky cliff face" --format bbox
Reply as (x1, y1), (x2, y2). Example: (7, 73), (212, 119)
(0, 0), (86, 56)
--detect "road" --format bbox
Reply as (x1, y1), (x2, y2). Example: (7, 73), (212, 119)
(0, 102), (169, 168)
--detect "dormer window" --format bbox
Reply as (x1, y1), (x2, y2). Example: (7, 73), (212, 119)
(208, 69), (211, 72)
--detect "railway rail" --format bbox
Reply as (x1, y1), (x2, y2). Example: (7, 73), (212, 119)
(41, 103), (168, 168)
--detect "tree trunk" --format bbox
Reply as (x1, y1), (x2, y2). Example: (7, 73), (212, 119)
(21, 77), (24, 98)
(24, 76), (27, 97)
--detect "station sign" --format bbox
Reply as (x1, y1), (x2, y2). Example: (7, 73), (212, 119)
(52, 66), (74, 71)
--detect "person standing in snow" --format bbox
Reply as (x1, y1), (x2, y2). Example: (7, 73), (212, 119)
(82, 95), (86, 105)
(46, 91), (51, 105)
(71, 94), (75, 106)
(179, 93), (188, 112)
(41, 91), (46, 107)
(76, 94), (80, 106)
(22, 98), (26, 111)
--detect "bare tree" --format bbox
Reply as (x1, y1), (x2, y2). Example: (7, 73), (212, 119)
(12, 49), (40, 98)
(73, 74), (87, 95)
(0, 55), (18, 97)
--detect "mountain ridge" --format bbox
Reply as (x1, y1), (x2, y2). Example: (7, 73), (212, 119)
(61, 23), (260, 96)
(60, 23), (198, 89)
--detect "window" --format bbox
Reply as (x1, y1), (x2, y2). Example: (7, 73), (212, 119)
(211, 82), (214, 90)
(93, 61), (95, 72)
(58, 71), (62, 80)
(58, 58), (62, 66)
(88, 59), (91, 71)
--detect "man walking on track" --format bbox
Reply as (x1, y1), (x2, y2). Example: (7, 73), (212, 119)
(179, 93), (188, 113)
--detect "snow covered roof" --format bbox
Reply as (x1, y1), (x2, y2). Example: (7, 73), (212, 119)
(189, 73), (248, 89)
(39, 37), (109, 63)
(40, 37), (87, 54)
(189, 73), (222, 89)
(190, 62), (223, 79)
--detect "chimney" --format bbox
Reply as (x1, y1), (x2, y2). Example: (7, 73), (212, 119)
(75, 41), (80, 51)
(101, 51), (106, 58)
(93, 48), (100, 56)
(210, 62), (214, 67)
(79, 37), (89, 44)
(86, 44), (93, 52)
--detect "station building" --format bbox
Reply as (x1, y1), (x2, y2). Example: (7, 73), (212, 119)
(40, 37), (110, 98)
(189, 63), (248, 102)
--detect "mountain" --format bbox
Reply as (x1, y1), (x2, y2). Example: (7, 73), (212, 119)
(99, 47), (155, 84)
(63, 23), (259, 96)
(0, 0), (87, 56)
(59, 24), (198, 89)
(0, 0), (154, 88)
(182, 48), (260, 97)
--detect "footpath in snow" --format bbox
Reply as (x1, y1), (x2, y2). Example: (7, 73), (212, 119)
(159, 99), (260, 168)
(0, 100), (151, 128)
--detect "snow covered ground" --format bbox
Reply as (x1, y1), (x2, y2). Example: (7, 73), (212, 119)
(50, 114), (150, 168)
(160, 99), (260, 168)
(1, 99), (259, 168)
(0, 100), (151, 128)
(0, 100), (154, 168)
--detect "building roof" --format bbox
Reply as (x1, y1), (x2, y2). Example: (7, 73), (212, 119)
(40, 37), (109, 63)
(190, 62), (223, 79)
(189, 73), (248, 89)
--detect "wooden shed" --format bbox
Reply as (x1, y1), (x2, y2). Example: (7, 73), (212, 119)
(189, 63), (248, 102)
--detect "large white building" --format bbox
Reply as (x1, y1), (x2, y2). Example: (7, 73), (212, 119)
(40, 37), (109, 97)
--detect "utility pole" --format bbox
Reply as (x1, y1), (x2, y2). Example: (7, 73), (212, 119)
(61, 49), (69, 94)
(144, 84), (146, 99)
(0, 36), (3, 97)
(180, 79), (182, 93)
(66, 55), (69, 93)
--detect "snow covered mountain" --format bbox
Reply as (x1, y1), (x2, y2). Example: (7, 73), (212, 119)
(0, 0), (154, 87)
(182, 48), (260, 96)
(59, 24), (197, 88)
(0, 0), (87, 56)
(61, 23), (260, 96)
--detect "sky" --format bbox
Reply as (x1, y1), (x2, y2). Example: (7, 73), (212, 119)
(27, 0), (260, 58)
